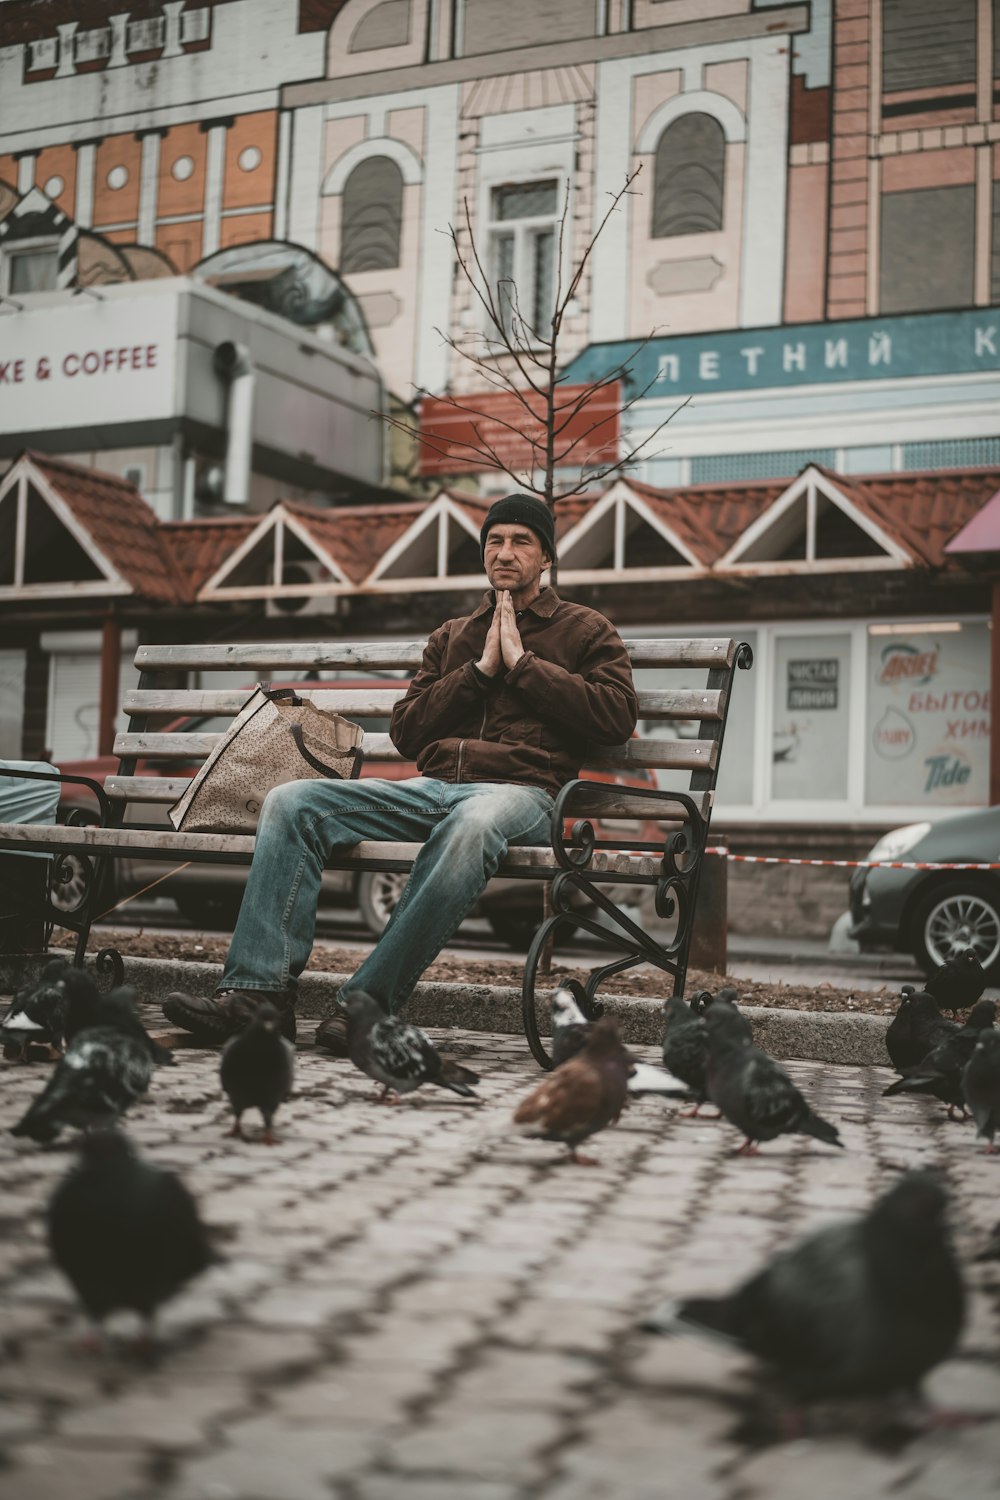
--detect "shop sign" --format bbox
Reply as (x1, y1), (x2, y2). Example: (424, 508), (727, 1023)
(417, 383), (620, 476)
(866, 625), (988, 806)
(787, 658), (839, 710)
(0, 294), (177, 434)
(562, 308), (1000, 398)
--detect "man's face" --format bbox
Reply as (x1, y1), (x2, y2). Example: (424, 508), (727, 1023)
(483, 523), (549, 594)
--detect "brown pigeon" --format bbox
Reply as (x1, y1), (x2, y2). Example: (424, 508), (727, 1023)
(513, 1015), (632, 1164)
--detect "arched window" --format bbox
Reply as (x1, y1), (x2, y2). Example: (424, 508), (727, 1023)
(651, 113), (725, 238)
(340, 156), (403, 273)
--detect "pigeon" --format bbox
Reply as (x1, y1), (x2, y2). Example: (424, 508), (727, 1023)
(550, 982), (594, 1068)
(1, 960), (99, 1061)
(220, 1003), (295, 1144)
(343, 992), (479, 1103)
(47, 1130), (215, 1343)
(926, 949), (987, 1013)
(962, 1028), (1000, 1152)
(885, 989), (958, 1074)
(883, 999), (997, 1118)
(705, 1004), (843, 1154)
(10, 991), (161, 1143)
(642, 1171), (964, 1403)
(661, 995), (711, 1114)
(513, 1015), (633, 1164)
(550, 988), (690, 1101)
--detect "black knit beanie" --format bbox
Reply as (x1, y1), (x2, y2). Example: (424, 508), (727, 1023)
(479, 494), (556, 566)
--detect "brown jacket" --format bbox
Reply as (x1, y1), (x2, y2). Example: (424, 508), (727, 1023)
(389, 589), (638, 797)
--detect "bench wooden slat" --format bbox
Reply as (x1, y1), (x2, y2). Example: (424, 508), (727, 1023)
(111, 730), (718, 773)
(133, 637), (738, 672)
(122, 686), (727, 722)
(0, 822), (666, 879)
(103, 774), (712, 821)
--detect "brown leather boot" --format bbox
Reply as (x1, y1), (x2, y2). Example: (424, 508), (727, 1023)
(314, 1005), (348, 1056)
(162, 987), (296, 1045)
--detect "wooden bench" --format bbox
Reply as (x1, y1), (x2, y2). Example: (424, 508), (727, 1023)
(0, 636), (752, 1067)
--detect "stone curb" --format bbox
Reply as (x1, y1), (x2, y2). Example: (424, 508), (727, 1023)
(1, 951), (891, 1068)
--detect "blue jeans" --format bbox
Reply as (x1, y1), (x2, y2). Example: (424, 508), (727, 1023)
(222, 776), (554, 1013)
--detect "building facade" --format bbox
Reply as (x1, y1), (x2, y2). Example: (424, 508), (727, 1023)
(1, 0), (999, 899)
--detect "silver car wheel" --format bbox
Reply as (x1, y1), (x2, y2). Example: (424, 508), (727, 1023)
(357, 870), (409, 936)
(924, 892), (1000, 971)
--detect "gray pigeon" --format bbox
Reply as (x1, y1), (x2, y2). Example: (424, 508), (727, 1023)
(47, 1130), (215, 1343)
(701, 991), (753, 1044)
(661, 995), (711, 1114)
(926, 948), (987, 1013)
(886, 989), (958, 1074)
(10, 991), (163, 1143)
(642, 1171), (964, 1402)
(550, 983), (594, 1068)
(883, 999), (997, 1117)
(1, 960), (99, 1061)
(220, 1003), (295, 1144)
(705, 1005), (842, 1154)
(343, 992), (479, 1102)
(961, 1027), (1000, 1151)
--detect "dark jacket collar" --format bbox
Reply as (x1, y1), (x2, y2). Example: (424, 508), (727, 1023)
(472, 587), (559, 620)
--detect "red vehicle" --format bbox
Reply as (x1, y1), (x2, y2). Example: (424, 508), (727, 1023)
(55, 681), (660, 947)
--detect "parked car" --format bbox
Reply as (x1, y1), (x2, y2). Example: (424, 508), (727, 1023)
(54, 682), (662, 947)
(848, 806), (1000, 978)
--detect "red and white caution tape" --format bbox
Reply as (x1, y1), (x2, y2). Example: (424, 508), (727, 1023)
(703, 848), (1000, 871)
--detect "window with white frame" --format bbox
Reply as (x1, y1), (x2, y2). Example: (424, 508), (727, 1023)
(0, 237), (60, 296)
(487, 179), (561, 341)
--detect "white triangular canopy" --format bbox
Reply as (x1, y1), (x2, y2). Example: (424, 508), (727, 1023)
(0, 455), (129, 599)
(367, 493), (485, 586)
(557, 480), (702, 576)
(198, 504), (352, 601)
(717, 466), (910, 570)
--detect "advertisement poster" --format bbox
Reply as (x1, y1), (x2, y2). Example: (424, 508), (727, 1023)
(772, 634), (852, 801)
(866, 623), (988, 806)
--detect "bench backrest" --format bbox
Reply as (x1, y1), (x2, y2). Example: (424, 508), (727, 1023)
(107, 638), (750, 824)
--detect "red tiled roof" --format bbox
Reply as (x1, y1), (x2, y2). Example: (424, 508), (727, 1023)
(625, 477), (785, 566)
(160, 516), (257, 597)
(813, 466), (1000, 569)
(284, 498), (427, 585)
(26, 451), (186, 603)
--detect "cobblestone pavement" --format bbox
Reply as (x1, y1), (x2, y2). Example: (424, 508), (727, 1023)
(1, 1021), (999, 1500)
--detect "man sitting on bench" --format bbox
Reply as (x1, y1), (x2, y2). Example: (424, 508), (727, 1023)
(163, 494), (638, 1050)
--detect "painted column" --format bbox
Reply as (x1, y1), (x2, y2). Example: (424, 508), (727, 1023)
(16, 155), (36, 195)
(162, 2), (185, 58)
(54, 22), (78, 78)
(74, 142), (96, 228)
(739, 36), (790, 327)
(108, 13), (129, 68)
(201, 122), (228, 258)
(286, 105), (324, 251)
(826, 0), (872, 318)
(137, 131), (162, 245)
(415, 85), (461, 392)
(273, 110), (292, 241)
(589, 59), (631, 343)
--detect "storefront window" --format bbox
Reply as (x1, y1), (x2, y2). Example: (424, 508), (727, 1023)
(771, 633), (852, 801)
(865, 621), (988, 807)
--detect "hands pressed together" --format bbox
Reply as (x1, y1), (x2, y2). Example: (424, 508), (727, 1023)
(476, 590), (524, 678)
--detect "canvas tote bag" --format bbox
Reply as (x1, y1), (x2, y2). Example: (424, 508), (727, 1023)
(169, 685), (364, 834)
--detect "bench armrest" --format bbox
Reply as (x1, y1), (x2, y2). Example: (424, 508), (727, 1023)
(0, 765), (112, 827)
(548, 777), (707, 875)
